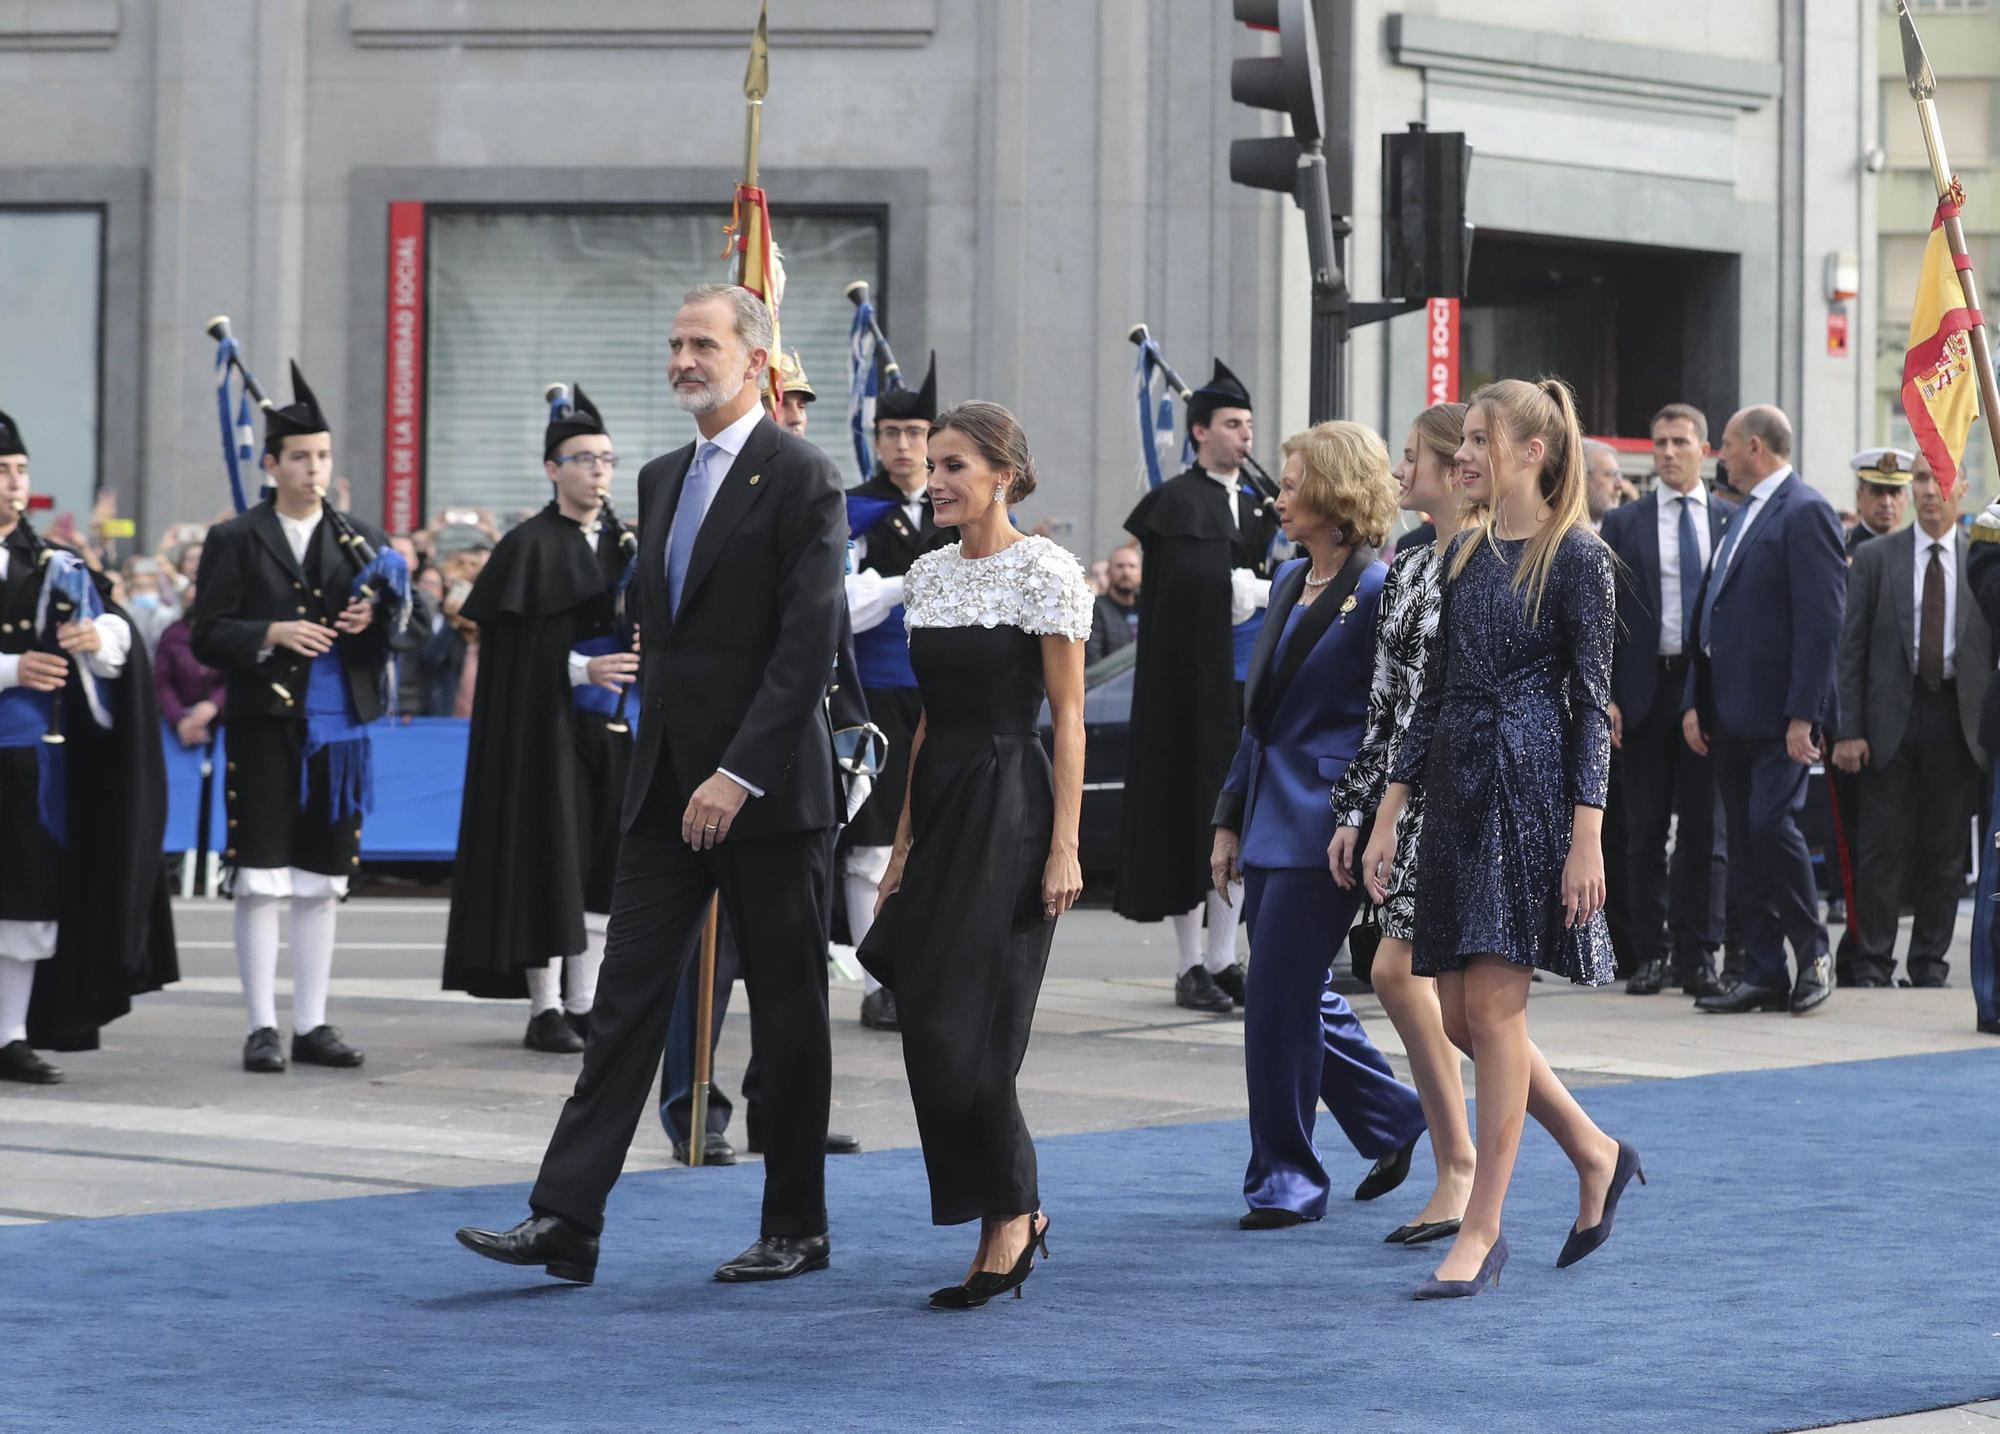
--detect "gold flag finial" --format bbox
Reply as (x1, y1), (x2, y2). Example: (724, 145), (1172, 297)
(744, 2), (769, 102)
(1896, 2), (1936, 102)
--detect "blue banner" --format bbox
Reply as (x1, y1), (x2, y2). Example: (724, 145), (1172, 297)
(1134, 337), (1178, 491)
(848, 297), (882, 481)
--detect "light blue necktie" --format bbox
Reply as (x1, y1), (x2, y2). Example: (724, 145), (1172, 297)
(1677, 495), (1702, 645)
(1697, 498), (1751, 644)
(667, 441), (721, 617)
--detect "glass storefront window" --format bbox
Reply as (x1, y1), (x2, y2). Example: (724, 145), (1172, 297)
(423, 208), (883, 525)
(0, 209), (102, 524)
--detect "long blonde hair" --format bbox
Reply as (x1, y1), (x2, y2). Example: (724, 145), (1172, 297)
(1448, 377), (1596, 624)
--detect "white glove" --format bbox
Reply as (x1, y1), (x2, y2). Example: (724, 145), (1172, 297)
(845, 571), (906, 633)
(1230, 568), (1272, 626)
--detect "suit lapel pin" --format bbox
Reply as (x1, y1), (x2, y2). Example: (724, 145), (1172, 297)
(1339, 594), (1357, 615)
(748, 474), (761, 486)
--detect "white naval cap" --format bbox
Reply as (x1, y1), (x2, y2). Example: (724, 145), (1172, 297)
(1849, 446), (1918, 485)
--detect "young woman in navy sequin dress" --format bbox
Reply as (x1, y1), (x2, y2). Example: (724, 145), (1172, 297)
(1364, 378), (1645, 1299)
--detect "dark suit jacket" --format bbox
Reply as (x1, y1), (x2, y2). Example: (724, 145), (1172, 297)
(1683, 472), (1846, 740)
(1599, 488), (1728, 730)
(626, 413), (845, 838)
(190, 500), (394, 724)
(1083, 593), (1137, 664)
(1212, 553), (1385, 868)
(1836, 525), (1990, 768)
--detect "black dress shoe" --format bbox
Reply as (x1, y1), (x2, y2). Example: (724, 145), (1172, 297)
(1909, 973), (1950, 989)
(565, 1010), (592, 1042)
(1826, 897), (1847, 926)
(242, 1027), (286, 1073)
(860, 987), (901, 1031)
(1624, 958), (1667, 996)
(455, 1213), (599, 1284)
(1720, 945), (1748, 989)
(714, 1233), (830, 1282)
(1211, 962), (1247, 1006)
(745, 1126), (862, 1156)
(1355, 1137), (1419, 1202)
(1844, 974), (1892, 989)
(1674, 952), (1725, 999)
(0, 1039), (62, 1084)
(1175, 966), (1235, 1014)
(524, 1008), (585, 1054)
(1789, 956), (1832, 1016)
(1977, 1018), (2000, 1036)
(292, 1025), (364, 1067)
(1694, 982), (1789, 1014)
(670, 1133), (737, 1167)
(1238, 1207), (1308, 1230)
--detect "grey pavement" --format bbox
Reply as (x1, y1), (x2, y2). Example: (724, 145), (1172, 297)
(3, 897), (1995, 1431)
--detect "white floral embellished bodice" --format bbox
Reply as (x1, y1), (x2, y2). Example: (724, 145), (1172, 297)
(903, 535), (1094, 643)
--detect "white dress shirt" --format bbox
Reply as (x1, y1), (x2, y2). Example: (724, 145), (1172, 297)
(1911, 523), (1959, 679)
(1656, 482), (1712, 657)
(665, 402), (770, 799)
(276, 506), (323, 565)
(1712, 465), (1793, 583)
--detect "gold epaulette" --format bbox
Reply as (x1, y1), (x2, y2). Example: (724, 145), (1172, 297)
(1972, 503), (2000, 542)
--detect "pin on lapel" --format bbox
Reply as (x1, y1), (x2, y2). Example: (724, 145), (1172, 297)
(1339, 594), (1357, 618)
(748, 474), (761, 487)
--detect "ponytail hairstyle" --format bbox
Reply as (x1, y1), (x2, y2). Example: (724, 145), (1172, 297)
(1447, 376), (1597, 625)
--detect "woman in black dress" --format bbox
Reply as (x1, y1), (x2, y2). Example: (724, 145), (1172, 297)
(860, 401), (1092, 1309)
(1364, 378), (1643, 1299)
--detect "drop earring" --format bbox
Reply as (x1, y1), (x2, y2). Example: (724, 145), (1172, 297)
(992, 484), (1007, 504)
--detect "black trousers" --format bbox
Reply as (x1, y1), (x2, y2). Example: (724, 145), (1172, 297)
(1712, 733), (1829, 990)
(1619, 678), (1725, 971)
(1855, 683), (1978, 984)
(530, 788), (833, 1238)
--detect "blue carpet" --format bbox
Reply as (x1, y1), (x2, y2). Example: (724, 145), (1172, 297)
(7, 1050), (1999, 1433)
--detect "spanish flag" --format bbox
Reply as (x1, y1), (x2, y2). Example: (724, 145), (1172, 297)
(1902, 186), (1984, 498)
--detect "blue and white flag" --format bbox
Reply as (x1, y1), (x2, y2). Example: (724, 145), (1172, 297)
(1134, 337), (1178, 490)
(213, 335), (258, 514)
(848, 296), (883, 481)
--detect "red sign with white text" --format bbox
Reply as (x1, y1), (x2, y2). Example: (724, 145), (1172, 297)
(383, 201), (426, 535)
(1425, 298), (1460, 405)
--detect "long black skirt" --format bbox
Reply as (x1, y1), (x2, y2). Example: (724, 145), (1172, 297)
(858, 729), (1056, 1225)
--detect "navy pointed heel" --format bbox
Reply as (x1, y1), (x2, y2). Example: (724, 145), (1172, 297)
(1413, 1232), (1507, 1300)
(1556, 1141), (1645, 1269)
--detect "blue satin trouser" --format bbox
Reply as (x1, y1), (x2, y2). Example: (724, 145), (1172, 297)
(1241, 865), (1428, 1218)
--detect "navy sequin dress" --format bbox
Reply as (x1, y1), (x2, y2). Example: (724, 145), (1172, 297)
(1388, 528), (1617, 985)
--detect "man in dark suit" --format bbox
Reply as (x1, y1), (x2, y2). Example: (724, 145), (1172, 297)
(458, 283), (846, 1286)
(1083, 542), (1141, 663)
(1683, 405), (1847, 1016)
(1963, 504), (2000, 1037)
(1832, 453), (1990, 987)
(1599, 403), (1728, 999)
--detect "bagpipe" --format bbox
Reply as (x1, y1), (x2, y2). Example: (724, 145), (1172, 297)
(205, 315), (410, 705)
(845, 279), (906, 481)
(545, 382), (639, 736)
(1126, 322), (1280, 509)
(6, 505), (109, 751)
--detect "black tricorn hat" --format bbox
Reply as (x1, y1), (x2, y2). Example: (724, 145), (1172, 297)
(264, 361), (332, 451)
(544, 384), (607, 461)
(0, 407), (23, 459)
(875, 352), (937, 426)
(1187, 359), (1252, 432)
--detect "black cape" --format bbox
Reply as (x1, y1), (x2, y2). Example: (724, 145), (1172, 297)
(442, 504), (626, 997)
(1112, 468), (1272, 921)
(4, 533), (180, 1050)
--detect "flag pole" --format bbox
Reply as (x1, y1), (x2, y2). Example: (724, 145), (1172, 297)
(688, 894), (720, 1169)
(1899, 1), (2000, 478)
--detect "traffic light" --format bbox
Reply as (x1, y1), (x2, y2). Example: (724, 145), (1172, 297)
(1228, 0), (1322, 197)
(1382, 123), (1473, 301)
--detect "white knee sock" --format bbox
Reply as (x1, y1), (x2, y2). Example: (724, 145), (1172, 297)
(1172, 906), (1203, 976)
(844, 844), (893, 995)
(0, 955), (35, 1044)
(235, 895), (282, 1032)
(564, 915), (607, 1015)
(289, 894), (338, 1034)
(1204, 884), (1243, 972)
(524, 963), (561, 1014)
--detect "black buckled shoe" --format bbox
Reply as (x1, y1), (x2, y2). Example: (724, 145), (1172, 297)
(860, 987), (901, 1031)
(242, 1027), (286, 1073)
(0, 1039), (62, 1084)
(455, 1214), (599, 1284)
(714, 1233), (830, 1282)
(1789, 955), (1833, 1016)
(1211, 962), (1247, 1006)
(1175, 966), (1235, 1014)
(292, 1025), (365, 1068)
(524, 1008), (585, 1054)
